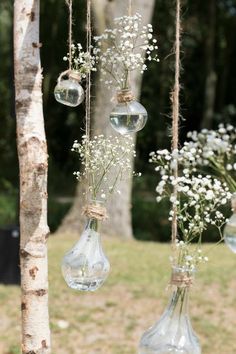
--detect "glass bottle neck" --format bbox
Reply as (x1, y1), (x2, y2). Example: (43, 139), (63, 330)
(168, 286), (189, 318)
(85, 218), (99, 232)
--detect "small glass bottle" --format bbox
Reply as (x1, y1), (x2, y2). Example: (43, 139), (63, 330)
(54, 70), (84, 107)
(224, 193), (236, 253)
(61, 203), (110, 291)
(109, 89), (148, 135)
(139, 266), (201, 354)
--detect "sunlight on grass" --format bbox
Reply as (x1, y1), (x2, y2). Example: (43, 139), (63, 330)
(0, 234), (236, 353)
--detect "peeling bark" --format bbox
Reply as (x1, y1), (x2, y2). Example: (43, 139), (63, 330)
(14, 0), (51, 353)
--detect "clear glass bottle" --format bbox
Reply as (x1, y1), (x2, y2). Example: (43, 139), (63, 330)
(139, 266), (201, 354)
(61, 216), (110, 291)
(109, 89), (148, 135)
(54, 71), (84, 107)
(224, 193), (236, 253)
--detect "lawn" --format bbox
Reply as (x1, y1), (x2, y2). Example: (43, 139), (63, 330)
(0, 234), (236, 354)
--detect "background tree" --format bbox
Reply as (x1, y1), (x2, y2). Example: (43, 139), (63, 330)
(14, 0), (51, 352)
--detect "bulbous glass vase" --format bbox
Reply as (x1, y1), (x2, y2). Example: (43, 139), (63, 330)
(54, 71), (84, 107)
(61, 217), (110, 291)
(224, 193), (236, 253)
(109, 89), (148, 135)
(139, 266), (201, 354)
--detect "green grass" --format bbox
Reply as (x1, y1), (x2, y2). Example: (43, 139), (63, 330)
(1, 235), (236, 353)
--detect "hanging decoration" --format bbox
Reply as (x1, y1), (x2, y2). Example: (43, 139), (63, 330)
(93, 6), (159, 135)
(139, 1), (232, 352)
(62, 134), (138, 291)
(61, 0), (140, 291)
(54, 0), (96, 107)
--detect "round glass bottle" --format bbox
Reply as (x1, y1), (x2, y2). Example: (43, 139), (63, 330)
(109, 89), (148, 135)
(224, 193), (236, 253)
(139, 266), (201, 354)
(54, 70), (84, 107)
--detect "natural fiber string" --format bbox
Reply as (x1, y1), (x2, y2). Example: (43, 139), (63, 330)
(128, 0), (132, 16)
(171, 0), (181, 247)
(66, 0), (73, 72)
(85, 0), (92, 204)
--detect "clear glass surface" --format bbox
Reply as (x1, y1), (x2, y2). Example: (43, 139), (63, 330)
(224, 213), (236, 253)
(61, 218), (110, 291)
(110, 100), (148, 135)
(54, 78), (84, 107)
(139, 267), (201, 354)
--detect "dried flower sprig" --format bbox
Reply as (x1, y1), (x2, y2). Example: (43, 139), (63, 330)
(150, 148), (232, 269)
(93, 13), (159, 90)
(72, 135), (140, 201)
(63, 43), (97, 78)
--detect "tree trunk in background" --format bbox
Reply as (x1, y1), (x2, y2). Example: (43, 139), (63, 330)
(201, 0), (217, 129)
(14, 1), (51, 353)
(59, 0), (155, 238)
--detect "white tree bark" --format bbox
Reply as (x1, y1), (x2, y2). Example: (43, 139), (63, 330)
(14, 1), (51, 353)
(59, 0), (155, 239)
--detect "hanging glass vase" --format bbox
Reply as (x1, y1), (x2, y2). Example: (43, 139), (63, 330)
(109, 89), (148, 135)
(139, 266), (201, 354)
(54, 70), (84, 107)
(224, 193), (236, 253)
(61, 202), (110, 291)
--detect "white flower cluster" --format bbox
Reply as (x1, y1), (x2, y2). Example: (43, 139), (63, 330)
(72, 134), (139, 201)
(150, 142), (232, 269)
(182, 124), (236, 191)
(63, 43), (97, 78)
(93, 13), (159, 89)
(174, 241), (209, 270)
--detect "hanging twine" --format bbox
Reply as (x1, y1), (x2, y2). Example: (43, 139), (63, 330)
(170, 271), (193, 288)
(66, 0), (73, 72)
(57, 0), (75, 83)
(84, 0), (92, 204)
(82, 204), (108, 221)
(128, 0), (132, 16)
(117, 89), (135, 103)
(171, 0), (181, 247)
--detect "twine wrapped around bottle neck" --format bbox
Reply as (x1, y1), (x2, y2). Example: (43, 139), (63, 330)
(170, 270), (193, 288)
(117, 89), (135, 103)
(82, 204), (108, 221)
(57, 70), (81, 83)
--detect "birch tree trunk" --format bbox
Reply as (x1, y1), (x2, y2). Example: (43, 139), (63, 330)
(14, 1), (51, 353)
(59, 0), (155, 239)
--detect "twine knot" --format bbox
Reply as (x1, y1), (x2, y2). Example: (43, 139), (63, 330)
(170, 272), (193, 288)
(82, 204), (108, 221)
(117, 89), (135, 103)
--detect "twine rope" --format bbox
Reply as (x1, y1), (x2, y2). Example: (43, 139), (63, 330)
(170, 272), (193, 288)
(82, 204), (108, 221)
(117, 89), (135, 103)
(85, 0), (92, 203)
(171, 0), (181, 247)
(66, 0), (73, 72)
(128, 0), (132, 16)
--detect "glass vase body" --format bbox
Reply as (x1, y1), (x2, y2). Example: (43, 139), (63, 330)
(139, 267), (201, 354)
(54, 74), (84, 107)
(224, 193), (236, 253)
(61, 218), (110, 291)
(110, 99), (148, 135)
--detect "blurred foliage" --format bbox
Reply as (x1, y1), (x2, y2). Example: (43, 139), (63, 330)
(0, 0), (236, 239)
